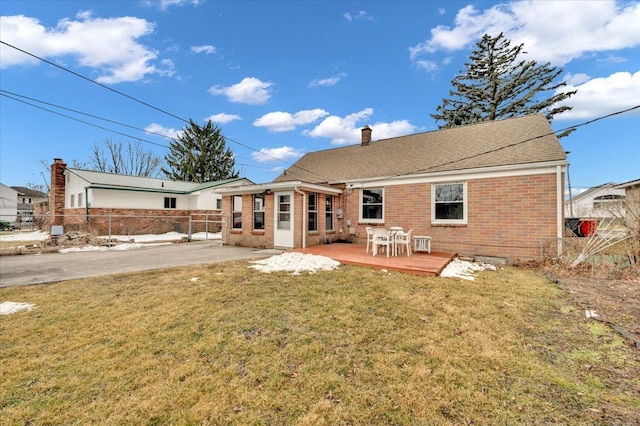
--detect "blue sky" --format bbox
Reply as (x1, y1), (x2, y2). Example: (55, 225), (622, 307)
(1, 0), (638, 195)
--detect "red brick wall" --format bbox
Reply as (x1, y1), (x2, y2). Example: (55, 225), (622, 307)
(223, 191), (342, 248)
(344, 173), (561, 262)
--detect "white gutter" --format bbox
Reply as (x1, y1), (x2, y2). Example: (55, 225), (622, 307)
(294, 186), (306, 249)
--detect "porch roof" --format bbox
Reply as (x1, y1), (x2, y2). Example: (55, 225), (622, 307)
(215, 181), (343, 196)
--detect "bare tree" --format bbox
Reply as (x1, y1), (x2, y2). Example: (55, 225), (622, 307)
(92, 139), (162, 177)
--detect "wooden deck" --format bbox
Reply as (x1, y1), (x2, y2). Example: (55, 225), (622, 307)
(290, 243), (456, 276)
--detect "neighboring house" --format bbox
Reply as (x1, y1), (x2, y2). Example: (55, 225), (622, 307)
(565, 182), (626, 220)
(48, 159), (252, 235)
(217, 114), (568, 262)
(614, 179), (640, 236)
(11, 186), (48, 224)
(0, 183), (19, 223)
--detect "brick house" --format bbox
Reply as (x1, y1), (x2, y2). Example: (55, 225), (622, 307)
(48, 159), (252, 235)
(217, 114), (568, 262)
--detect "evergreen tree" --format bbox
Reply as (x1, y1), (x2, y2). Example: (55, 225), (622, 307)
(162, 120), (239, 182)
(431, 33), (576, 137)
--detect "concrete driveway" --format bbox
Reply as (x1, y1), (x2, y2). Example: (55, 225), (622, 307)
(0, 241), (281, 287)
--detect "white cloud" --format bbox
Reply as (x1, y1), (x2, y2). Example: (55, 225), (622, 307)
(251, 146), (305, 163)
(309, 72), (348, 87)
(191, 45), (216, 54)
(555, 71), (640, 120)
(208, 77), (274, 105)
(205, 113), (241, 124)
(0, 13), (171, 84)
(253, 109), (329, 132)
(145, 123), (181, 139)
(305, 108), (374, 144)
(344, 11), (375, 22)
(305, 109), (416, 145)
(415, 60), (439, 72)
(368, 120), (417, 140)
(410, 1), (640, 66)
(148, 0), (202, 11)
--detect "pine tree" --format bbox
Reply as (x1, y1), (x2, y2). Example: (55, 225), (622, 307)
(431, 33), (576, 137)
(162, 120), (239, 182)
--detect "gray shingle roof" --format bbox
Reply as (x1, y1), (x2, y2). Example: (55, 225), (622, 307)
(274, 114), (566, 184)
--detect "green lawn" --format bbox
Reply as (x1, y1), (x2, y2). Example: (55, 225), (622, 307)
(1, 261), (638, 424)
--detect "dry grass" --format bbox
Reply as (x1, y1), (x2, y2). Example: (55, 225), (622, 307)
(1, 262), (639, 425)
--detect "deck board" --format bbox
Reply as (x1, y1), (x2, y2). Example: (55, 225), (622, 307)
(290, 243), (456, 276)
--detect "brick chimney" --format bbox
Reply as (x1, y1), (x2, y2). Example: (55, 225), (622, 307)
(361, 125), (372, 146)
(50, 158), (66, 226)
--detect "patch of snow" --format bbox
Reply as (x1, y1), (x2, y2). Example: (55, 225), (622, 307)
(440, 258), (497, 281)
(249, 252), (340, 275)
(0, 231), (49, 242)
(0, 301), (36, 315)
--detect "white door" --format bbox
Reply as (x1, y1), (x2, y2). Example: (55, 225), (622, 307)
(274, 191), (294, 248)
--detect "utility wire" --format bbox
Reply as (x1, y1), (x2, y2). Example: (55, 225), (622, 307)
(1, 41), (329, 180)
(3, 41), (637, 184)
(1, 92), (171, 148)
(0, 89), (327, 176)
(1, 40), (189, 124)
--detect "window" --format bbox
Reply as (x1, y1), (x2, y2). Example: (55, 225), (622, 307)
(164, 197), (177, 209)
(593, 195), (624, 212)
(253, 194), (265, 230)
(432, 182), (466, 224)
(325, 195), (334, 231)
(78, 193), (83, 207)
(360, 188), (384, 223)
(277, 194), (291, 230)
(308, 193), (318, 231)
(216, 198), (222, 210)
(70, 194), (75, 207)
(232, 195), (242, 229)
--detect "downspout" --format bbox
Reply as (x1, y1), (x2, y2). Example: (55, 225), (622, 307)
(85, 187), (90, 222)
(556, 165), (564, 258)
(294, 186), (306, 248)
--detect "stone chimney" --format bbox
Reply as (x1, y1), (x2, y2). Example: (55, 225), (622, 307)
(361, 125), (372, 146)
(50, 158), (66, 226)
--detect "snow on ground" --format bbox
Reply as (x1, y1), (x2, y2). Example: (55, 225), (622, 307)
(3, 231), (494, 279)
(0, 302), (36, 315)
(105, 231), (221, 242)
(249, 252), (340, 275)
(440, 258), (497, 281)
(0, 230), (49, 242)
(1, 231), (221, 253)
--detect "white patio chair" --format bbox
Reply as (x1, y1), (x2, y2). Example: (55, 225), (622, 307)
(365, 226), (375, 253)
(395, 228), (413, 257)
(372, 228), (392, 257)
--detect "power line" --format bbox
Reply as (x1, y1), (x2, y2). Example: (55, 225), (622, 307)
(0, 40), (189, 124)
(1, 92), (171, 148)
(0, 41), (330, 180)
(350, 105), (640, 185)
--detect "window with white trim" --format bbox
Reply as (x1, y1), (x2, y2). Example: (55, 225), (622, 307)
(232, 195), (242, 229)
(325, 195), (334, 231)
(360, 188), (384, 223)
(308, 193), (318, 231)
(253, 194), (265, 230)
(78, 193), (83, 207)
(432, 182), (466, 224)
(70, 194), (75, 207)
